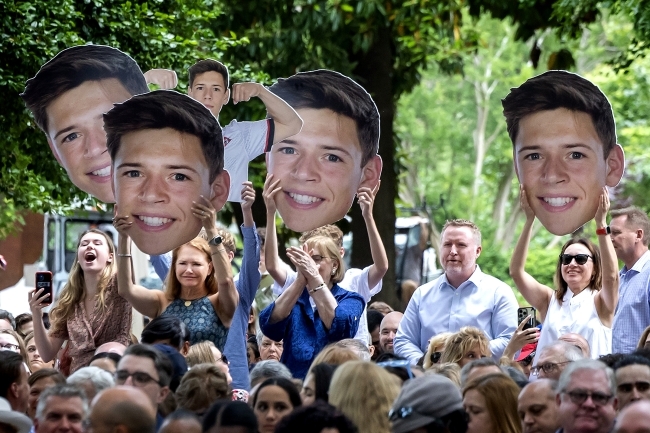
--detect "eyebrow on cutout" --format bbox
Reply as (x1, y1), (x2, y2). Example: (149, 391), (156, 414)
(517, 143), (593, 154)
(278, 140), (354, 158)
(116, 162), (199, 174)
(53, 125), (77, 141)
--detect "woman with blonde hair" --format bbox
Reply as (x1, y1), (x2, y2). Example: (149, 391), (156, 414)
(176, 363), (230, 415)
(425, 362), (462, 387)
(186, 340), (232, 384)
(329, 361), (400, 433)
(28, 229), (132, 373)
(423, 332), (452, 369)
(115, 200), (238, 352)
(463, 373), (521, 433)
(259, 236), (365, 378)
(441, 327), (490, 367)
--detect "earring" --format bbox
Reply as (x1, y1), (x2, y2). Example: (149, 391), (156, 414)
(331, 268), (336, 275)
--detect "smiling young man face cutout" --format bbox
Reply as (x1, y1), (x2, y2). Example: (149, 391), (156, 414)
(503, 71), (625, 236)
(105, 90), (229, 255)
(266, 70), (382, 232)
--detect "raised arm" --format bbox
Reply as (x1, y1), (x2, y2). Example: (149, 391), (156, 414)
(239, 182), (261, 304)
(595, 189), (619, 326)
(269, 269), (307, 324)
(509, 187), (554, 321)
(113, 216), (165, 318)
(231, 82), (303, 143)
(358, 182), (388, 290)
(192, 196), (238, 328)
(144, 69), (178, 90)
(263, 174), (288, 285)
(28, 289), (64, 363)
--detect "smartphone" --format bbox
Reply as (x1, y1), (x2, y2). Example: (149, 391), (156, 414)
(517, 307), (536, 330)
(35, 271), (53, 306)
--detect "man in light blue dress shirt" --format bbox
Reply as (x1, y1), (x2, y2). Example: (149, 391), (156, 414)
(610, 206), (650, 354)
(394, 219), (518, 363)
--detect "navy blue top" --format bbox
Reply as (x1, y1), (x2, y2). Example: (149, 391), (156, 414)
(161, 296), (229, 351)
(259, 284), (365, 379)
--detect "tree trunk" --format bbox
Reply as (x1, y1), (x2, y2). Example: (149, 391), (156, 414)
(350, 25), (400, 310)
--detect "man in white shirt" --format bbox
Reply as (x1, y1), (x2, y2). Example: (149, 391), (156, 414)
(394, 219), (518, 363)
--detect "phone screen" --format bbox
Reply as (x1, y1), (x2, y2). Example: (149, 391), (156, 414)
(35, 271), (53, 306)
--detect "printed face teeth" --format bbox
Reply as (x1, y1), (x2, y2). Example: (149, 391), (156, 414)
(288, 192), (322, 205)
(138, 216), (172, 226)
(543, 197), (575, 207)
(91, 166), (111, 177)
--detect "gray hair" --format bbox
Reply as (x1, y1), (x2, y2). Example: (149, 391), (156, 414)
(541, 341), (584, 362)
(67, 366), (114, 395)
(256, 330), (264, 348)
(557, 359), (616, 396)
(36, 384), (89, 421)
(460, 357), (501, 387)
(249, 360), (292, 387)
(334, 339), (371, 362)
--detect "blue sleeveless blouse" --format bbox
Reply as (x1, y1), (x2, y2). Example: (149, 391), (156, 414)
(160, 296), (229, 351)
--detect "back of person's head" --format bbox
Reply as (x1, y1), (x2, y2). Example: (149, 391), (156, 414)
(175, 364), (230, 415)
(367, 309), (384, 335)
(0, 351), (24, 399)
(424, 332), (453, 369)
(0, 309), (16, 330)
(557, 359), (616, 395)
(17, 314), (33, 334)
(502, 70), (617, 157)
(89, 351), (122, 371)
(104, 90), (224, 183)
(462, 373), (520, 433)
(440, 327), (490, 365)
(309, 363), (339, 403)
(21, 44), (148, 132)
(459, 357), (500, 387)
(329, 361), (401, 433)
(335, 339), (371, 361)
(36, 384), (88, 421)
(28, 368), (66, 387)
(93, 387), (157, 433)
(252, 377), (302, 408)
(275, 401), (358, 433)
(426, 362), (462, 388)
(249, 360), (293, 388)
(300, 225), (345, 249)
(67, 366), (114, 398)
(141, 316), (189, 351)
(391, 374), (466, 433)
(122, 343), (173, 387)
(502, 365), (529, 389)
(269, 69), (379, 166)
(188, 59), (229, 89)
(311, 344), (360, 368)
(367, 301), (394, 315)
(186, 340), (217, 367)
(160, 409), (202, 433)
(599, 352), (627, 368)
(202, 400), (257, 433)
(611, 206), (650, 246)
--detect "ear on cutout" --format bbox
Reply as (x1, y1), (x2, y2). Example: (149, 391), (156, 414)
(358, 155), (382, 190)
(605, 144), (625, 187)
(209, 170), (231, 212)
(223, 88), (231, 106)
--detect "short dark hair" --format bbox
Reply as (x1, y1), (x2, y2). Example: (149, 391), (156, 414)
(310, 363), (338, 403)
(21, 44), (148, 133)
(141, 316), (189, 351)
(0, 351), (24, 399)
(367, 309), (384, 334)
(89, 351), (122, 369)
(122, 343), (173, 387)
(202, 400), (257, 433)
(502, 70), (617, 158)
(0, 309), (15, 330)
(252, 377), (302, 409)
(104, 90), (224, 183)
(188, 59), (229, 89)
(28, 368), (66, 387)
(613, 354), (650, 371)
(611, 206), (650, 246)
(275, 401), (358, 433)
(269, 69), (380, 166)
(15, 313), (32, 331)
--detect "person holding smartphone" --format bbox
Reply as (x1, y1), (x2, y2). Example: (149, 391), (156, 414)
(27, 229), (132, 374)
(510, 187), (618, 362)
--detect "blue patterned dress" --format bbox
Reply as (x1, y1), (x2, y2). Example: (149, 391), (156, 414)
(160, 296), (229, 351)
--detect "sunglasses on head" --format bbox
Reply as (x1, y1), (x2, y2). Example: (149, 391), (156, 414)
(559, 253), (592, 266)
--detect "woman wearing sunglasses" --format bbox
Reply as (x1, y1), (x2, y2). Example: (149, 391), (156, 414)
(510, 187), (618, 361)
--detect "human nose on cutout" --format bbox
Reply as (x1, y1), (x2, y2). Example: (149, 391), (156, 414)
(540, 159), (568, 184)
(137, 177), (168, 203)
(83, 126), (108, 159)
(290, 156), (320, 181)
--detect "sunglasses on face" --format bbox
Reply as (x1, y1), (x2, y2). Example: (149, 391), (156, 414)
(559, 254), (592, 266)
(430, 351), (442, 364)
(563, 389), (613, 406)
(114, 370), (162, 386)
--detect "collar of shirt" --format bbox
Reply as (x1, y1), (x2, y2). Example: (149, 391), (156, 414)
(441, 265), (483, 291)
(620, 249), (650, 277)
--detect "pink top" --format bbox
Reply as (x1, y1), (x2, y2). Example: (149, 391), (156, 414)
(49, 276), (132, 373)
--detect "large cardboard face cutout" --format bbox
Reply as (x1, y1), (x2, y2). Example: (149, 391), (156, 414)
(106, 90), (229, 255)
(266, 70), (382, 233)
(504, 71), (625, 236)
(21, 45), (150, 203)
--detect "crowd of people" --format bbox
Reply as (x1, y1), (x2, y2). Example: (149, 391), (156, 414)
(2, 42), (650, 433)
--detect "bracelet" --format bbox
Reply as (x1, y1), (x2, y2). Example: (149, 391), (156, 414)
(117, 254), (132, 257)
(308, 283), (326, 294)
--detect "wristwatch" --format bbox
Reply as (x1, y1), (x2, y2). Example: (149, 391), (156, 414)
(596, 226), (611, 236)
(208, 235), (223, 246)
